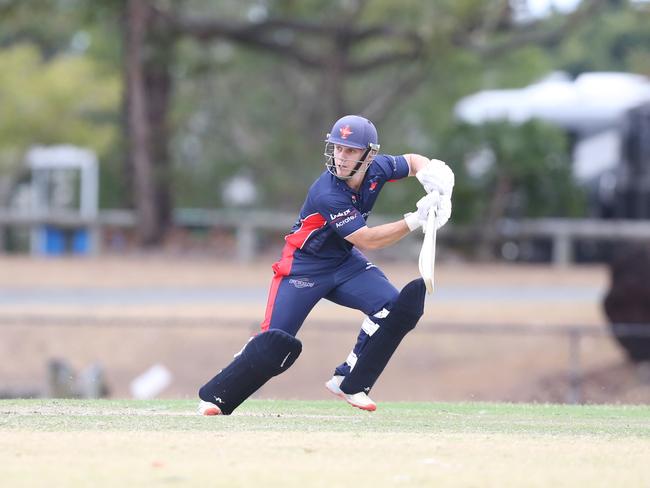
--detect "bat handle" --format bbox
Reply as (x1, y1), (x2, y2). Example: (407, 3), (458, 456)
(424, 194), (438, 233)
(426, 204), (437, 230)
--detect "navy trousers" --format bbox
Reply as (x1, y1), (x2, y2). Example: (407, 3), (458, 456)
(260, 246), (399, 376)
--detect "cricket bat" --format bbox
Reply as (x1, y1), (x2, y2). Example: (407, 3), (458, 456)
(418, 205), (437, 294)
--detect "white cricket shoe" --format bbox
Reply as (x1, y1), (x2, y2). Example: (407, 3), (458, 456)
(198, 399), (222, 416)
(325, 375), (345, 395)
(325, 375), (377, 412)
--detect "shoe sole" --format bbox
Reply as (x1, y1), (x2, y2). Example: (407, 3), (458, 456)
(346, 398), (376, 412)
(201, 406), (222, 416)
(198, 401), (223, 416)
(325, 382), (376, 412)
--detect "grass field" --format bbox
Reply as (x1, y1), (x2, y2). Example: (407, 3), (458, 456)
(2, 399), (650, 487)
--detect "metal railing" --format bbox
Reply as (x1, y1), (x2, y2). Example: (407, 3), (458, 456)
(2, 208), (650, 264)
(499, 218), (650, 266)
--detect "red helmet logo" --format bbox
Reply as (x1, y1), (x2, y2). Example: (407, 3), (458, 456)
(339, 125), (353, 139)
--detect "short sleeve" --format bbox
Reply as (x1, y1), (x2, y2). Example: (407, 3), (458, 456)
(372, 154), (410, 181)
(314, 192), (366, 238)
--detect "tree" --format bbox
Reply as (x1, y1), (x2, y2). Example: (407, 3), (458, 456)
(438, 120), (584, 258)
(0, 43), (119, 204)
(122, 0), (609, 244)
(1, 0), (614, 247)
(123, 0), (174, 245)
(552, 0), (650, 76)
(0, 0), (125, 213)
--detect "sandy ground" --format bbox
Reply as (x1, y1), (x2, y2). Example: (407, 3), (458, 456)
(4, 430), (650, 488)
(1, 255), (648, 403)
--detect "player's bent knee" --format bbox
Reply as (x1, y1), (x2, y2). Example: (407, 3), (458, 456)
(382, 278), (426, 335)
(243, 329), (302, 375)
(198, 330), (302, 415)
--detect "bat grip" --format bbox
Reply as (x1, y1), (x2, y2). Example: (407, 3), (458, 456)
(424, 190), (439, 233)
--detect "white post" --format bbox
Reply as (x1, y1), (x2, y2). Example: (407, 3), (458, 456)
(80, 155), (99, 255)
(553, 232), (572, 267)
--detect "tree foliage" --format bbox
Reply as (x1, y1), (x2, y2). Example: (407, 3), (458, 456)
(553, 0), (650, 75)
(166, 0), (609, 217)
(0, 0), (644, 248)
(0, 43), (119, 174)
(439, 120), (584, 223)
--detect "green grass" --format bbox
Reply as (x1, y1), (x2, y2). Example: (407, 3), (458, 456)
(2, 400), (650, 487)
(2, 399), (649, 436)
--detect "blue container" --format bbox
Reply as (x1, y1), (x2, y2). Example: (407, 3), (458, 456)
(42, 226), (65, 255)
(40, 226), (89, 255)
(72, 229), (89, 254)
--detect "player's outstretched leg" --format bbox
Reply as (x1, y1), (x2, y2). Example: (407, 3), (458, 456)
(198, 329), (302, 415)
(332, 278), (425, 410)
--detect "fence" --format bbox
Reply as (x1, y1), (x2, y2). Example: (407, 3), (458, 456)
(1, 313), (648, 404)
(2, 208), (650, 264)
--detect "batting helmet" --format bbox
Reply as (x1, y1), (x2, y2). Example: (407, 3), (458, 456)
(324, 115), (380, 180)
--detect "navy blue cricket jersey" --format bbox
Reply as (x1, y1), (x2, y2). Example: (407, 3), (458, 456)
(277, 154), (410, 274)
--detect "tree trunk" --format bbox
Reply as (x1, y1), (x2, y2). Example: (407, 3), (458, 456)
(146, 11), (174, 232)
(124, 0), (165, 246)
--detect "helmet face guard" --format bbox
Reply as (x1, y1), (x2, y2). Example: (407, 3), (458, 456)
(324, 142), (380, 180)
(323, 115), (380, 180)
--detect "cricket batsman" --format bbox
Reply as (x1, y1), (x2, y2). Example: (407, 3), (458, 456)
(198, 115), (454, 414)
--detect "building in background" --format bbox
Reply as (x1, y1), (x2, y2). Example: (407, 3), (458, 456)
(24, 145), (99, 255)
(455, 71), (650, 220)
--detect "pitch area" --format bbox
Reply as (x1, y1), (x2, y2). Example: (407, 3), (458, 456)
(2, 399), (649, 487)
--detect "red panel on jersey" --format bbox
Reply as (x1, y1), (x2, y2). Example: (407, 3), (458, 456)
(260, 243), (296, 331)
(284, 212), (327, 249)
(260, 213), (326, 331)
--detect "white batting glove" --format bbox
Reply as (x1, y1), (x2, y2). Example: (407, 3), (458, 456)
(416, 159), (455, 197)
(405, 193), (452, 232)
(424, 195), (452, 232)
(404, 192), (440, 231)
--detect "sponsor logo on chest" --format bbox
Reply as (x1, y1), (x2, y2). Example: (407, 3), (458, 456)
(330, 209), (352, 220)
(335, 214), (357, 228)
